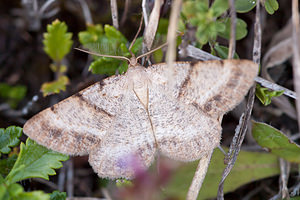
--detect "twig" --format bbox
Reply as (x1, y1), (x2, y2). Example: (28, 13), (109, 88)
(39, 0), (57, 17)
(186, 150), (213, 200)
(143, 0), (162, 51)
(76, 0), (93, 24)
(254, 77), (297, 99)
(33, 178), (58, 190)
(292, 0), (300, 128)
(279, 158), (290, 199)
(110, 0), (119, 29)
(179, 44), (220, 60)
(120, 0), (130, 26)
(58, 161), (67, 191)
(217, 2), (261, 199)
(67, 160), (74, 197)
(166, 0), (182, 83)
(142, 0), (149, 27)
(228, 0), (236, 59)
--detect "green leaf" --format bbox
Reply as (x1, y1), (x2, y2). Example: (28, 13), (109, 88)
(41, 75), (69, 97)
(219, 18), (248, 40)
(255, 84), (284, 105)
(264, 0), (279, 15)
(89, 58), (125, 75)
(78, 24), (104, 45)
(104, 25), (127, 44)
(235, 0), (256, 13)
(15, 191), (50, 200)
(49, 191), (66, 200)
(130, 37), (143, 56)
(214, 44), (239, 59)
(252, 121), (300, 163)
(0, 182), (50, 200)
(165, 148), (280, 199)
(0, 83), (27, 108)
(5, 138), (68, 184)
(43, 19), (73, 62)
(0, 126), (22, 155)
(210, 0), (229, 17)
(0, 182), (23, 200)
(0, 155), (17, 177)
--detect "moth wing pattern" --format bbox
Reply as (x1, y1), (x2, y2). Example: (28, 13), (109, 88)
(148, 60), (258, 119)
(147, 84), (222, 162)
(89, 89), (157, 179)
(23, 75), (129, 155)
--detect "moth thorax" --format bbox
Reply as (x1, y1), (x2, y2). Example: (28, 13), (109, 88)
(129, 56), (138, 67)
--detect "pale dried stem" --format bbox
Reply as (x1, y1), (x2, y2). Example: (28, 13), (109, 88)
(217, 2), (261, 199)
(254, 77), (297, 99)
(77, 0), (93, 24)
(143, 0), (162, 51)
(120, 0), (130, 26)
(186, 150), (213, 200)
(166, 0), (182, 76)
(66, 160), (74, 197)
(129, 14), (144, 52)
(279, 158), (290, 199)
(110, 0), (119, 29)
(292, 0), (300, 130)
(142, 0), (149, 27)
(228, 0), (236, 59)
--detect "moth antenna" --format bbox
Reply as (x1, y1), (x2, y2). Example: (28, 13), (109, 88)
(128, 14), (144, 54)
(75, 48), (130, 62)
(136, 42), (168, 61)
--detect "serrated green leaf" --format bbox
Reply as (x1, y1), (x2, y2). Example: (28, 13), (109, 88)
(43, 19), (73, 61)
(0, 126), (22, 156)
(255, 84), (284, 106)
(165, 148), (280, 199)
(50, 190), (66, 200)
(235, 0), (256, 13)
(0, 155), (17, 177)
(5, 138), (68, 184)
(252, 121), (300, 163)
(41, 75), (69, 97)
(78, 24), (104, 45)
(214, 44), (239, 59)
(0, 83), (27, 109)
(219, 18), (248, 40)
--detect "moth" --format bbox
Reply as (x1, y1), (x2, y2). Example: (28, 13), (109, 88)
(23, 47), (258, 179)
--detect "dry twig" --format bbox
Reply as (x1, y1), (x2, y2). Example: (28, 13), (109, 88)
(292, 0), (300, 128)
(228, 0), (236, 59)
(110, 0), (119, 29)
(217, 2), (261, 199)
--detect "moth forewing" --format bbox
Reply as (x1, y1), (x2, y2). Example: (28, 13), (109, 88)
(24, 43), (258, 179)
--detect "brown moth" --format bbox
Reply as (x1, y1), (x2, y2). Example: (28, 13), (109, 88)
(23, 50), (258, 179)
